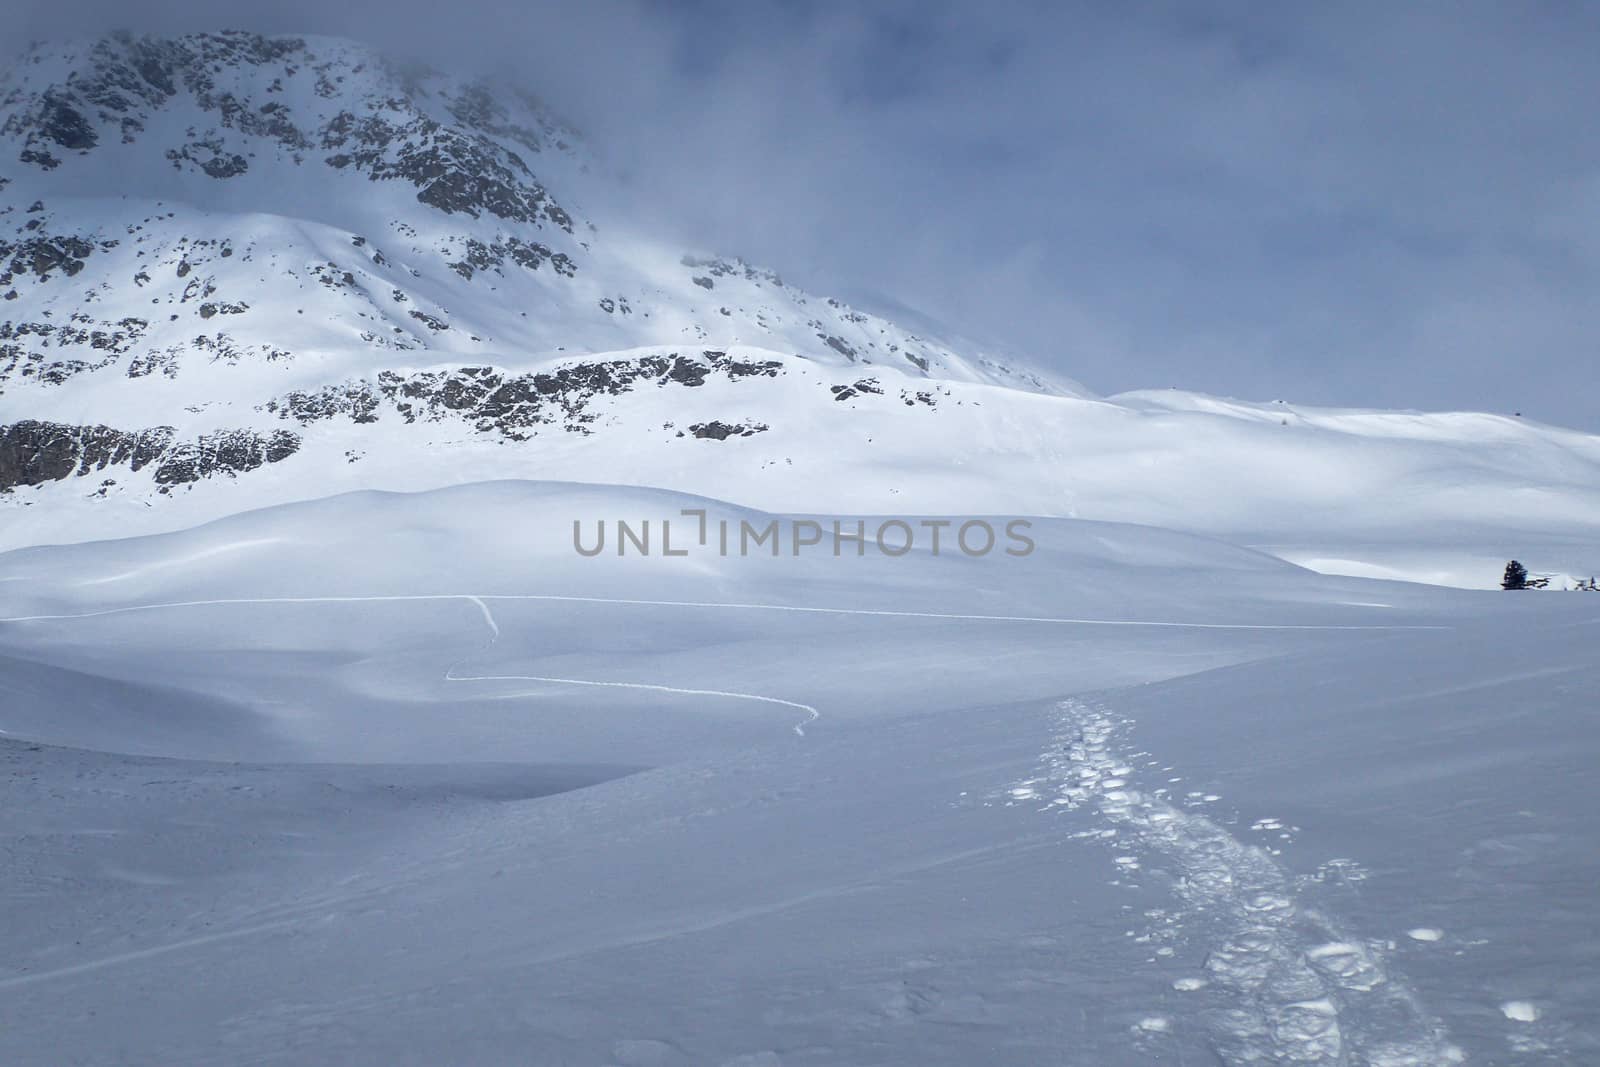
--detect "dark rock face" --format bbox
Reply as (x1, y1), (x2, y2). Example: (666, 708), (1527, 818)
(7, 31), (580, 237)
(0, 235), (104, 286)
(321, 109), (572, 230)
(680, 254), (781, 288)
(151, 428), (301, 488)
(408, 310), (450, 332)
(830, 378), (883, 402)
(165, 137), (249, 177)
(820, 335), (858, 361)
(448, 237), (574, 280)
(0, 420), (299, 492)
(0, 315), (151, 386)
(266, 382), (384, 424)
(0, 421), (167, 489)
(8, 33), (278, 166)
(688, 420), (767, 440)
(37, 92), (99, 150)
(264, 349), (785, 441)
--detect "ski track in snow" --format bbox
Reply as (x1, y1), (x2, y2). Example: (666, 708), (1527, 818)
(0, 592), (819, 990)
(0, 589), (1450, 740)
(464, 594), (500, 640)
(0, 593), (1463, 1003)
(0, 917), (303, 992)
(0, 592), (1451, 631)
(451, 595), (819, 736)
(445, 671), (819, 737)
(0, 592), (820, 737)
(1015, 699), (1465, 1066)
(0, 589), (1444, 740)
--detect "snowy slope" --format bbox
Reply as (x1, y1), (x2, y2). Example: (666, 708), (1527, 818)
(4, 25), (1599, 1067)
(5, 28), (1598, 1067)
(5, 352), (1598, 587)
(0, 30), (1066, 541)
(1, 480), (1594, 1064)
(0, 31), (1053, 406)
(5, 31), (1596, 591)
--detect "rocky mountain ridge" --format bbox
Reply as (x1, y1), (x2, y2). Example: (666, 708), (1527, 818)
(0, 30), (1069, 505)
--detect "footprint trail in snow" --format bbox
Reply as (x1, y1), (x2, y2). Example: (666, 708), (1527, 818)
(1018, 699), (1464, 1065)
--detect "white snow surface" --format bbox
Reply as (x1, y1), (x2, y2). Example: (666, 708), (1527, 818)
(1, 480), (1596, 1064)
(2, 31), (1599, 1067)
(6, 344), (1600, 587)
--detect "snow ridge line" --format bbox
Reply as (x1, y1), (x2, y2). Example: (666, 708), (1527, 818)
(1026, 701), (1463, 1065)
(0, 592), (1451, 631)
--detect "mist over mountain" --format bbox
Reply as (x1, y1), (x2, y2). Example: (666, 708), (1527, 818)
(8, 2), (1600, 430)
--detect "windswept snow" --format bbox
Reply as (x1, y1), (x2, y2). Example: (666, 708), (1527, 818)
(1, 480), (1596, 1064)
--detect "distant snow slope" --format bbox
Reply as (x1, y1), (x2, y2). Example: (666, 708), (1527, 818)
(1, 481), (1593, 1064)
(5, 352), (1598, 587)
(5, 31), (1595, 589)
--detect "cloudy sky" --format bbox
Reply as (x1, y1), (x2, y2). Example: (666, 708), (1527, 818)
(12, 1), (1600, 428)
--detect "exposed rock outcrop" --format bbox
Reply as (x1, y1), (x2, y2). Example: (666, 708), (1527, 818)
(0, 419), (299, 492)
(263, 349), (784, 441)
(687, 420), (768, 440)
(830, 378), (883, 402)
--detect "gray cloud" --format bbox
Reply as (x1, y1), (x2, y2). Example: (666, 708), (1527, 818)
(10, 0), (1600, 427)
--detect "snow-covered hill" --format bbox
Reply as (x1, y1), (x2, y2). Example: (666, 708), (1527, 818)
(5, 31), (1596, 590)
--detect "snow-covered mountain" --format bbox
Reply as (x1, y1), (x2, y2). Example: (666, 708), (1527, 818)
(0, 33), (1062, 482)
(3, 30), (1600, 591)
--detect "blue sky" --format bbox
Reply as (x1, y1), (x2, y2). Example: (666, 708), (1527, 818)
(13, 0), (1600, 427)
